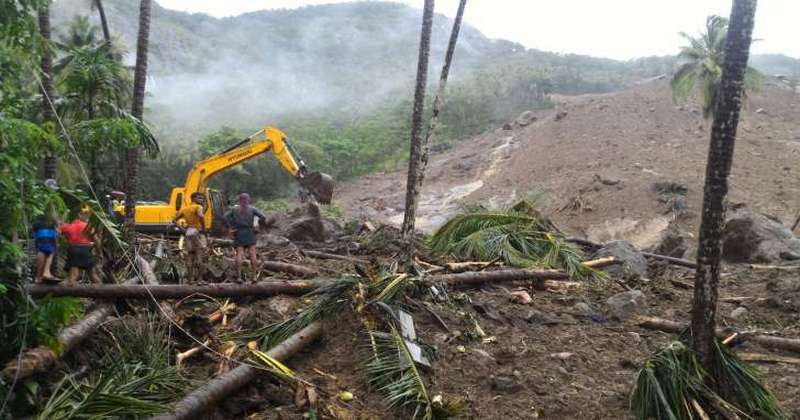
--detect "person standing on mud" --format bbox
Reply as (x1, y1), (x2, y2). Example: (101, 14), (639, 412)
(224, 193), (268, 281)
(172, 192), (207, 282)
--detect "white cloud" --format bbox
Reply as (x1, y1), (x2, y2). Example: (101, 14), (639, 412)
(157, 0), (800, 59)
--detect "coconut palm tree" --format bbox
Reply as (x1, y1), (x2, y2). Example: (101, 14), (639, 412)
(124, 0), (151, 241)
(91, 0), (111, 43)
(402, 0), (467, 245)
(38, 1), (57, 179)
(671, 14), (760, 119)
(56, 42), (129, 120)
(691, 0), (757, 371)
(400, 0), (435, 240)
(61, 15), (98, 48)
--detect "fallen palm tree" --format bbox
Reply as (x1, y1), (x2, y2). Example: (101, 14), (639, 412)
(27, 280), (322, 299)
(153, 322), (323, 420)
(2, 275), (141, 381)
(428, 257), (618, 288)
(636, 316), (800, 354)
(567, 236), (699, 269)
(429, 200), (594, 278)
(221, 257), (319, 278)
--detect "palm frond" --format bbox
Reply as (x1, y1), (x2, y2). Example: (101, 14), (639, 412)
(712, 341), (786, 419)
(229, 277), (361, 348)
(631, 338), (786, 420)
(58, 187), (126, 254)
(37, 362), (183, 419)
(429, 200), (591, 278)
(370, 273), (416, 305)
(365, 326), (435, 419)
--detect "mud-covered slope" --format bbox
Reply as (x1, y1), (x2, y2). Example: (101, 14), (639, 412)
(338, 78), (800, 243)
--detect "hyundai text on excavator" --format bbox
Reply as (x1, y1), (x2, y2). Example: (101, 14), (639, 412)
(123, 127), (334, 235)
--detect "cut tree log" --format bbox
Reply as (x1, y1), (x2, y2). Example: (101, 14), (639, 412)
(153, 322), (323, 420)
(2, 275), (141, 381)
(566, 237), (698, 269)
(431, 268), (570, 287)
(302, 250), (368, 263)
(27, 280), (322, 300)
(636, 316), (800, 353)
(738, 352), (800, 365)
(261, 261), (318, 278)
(222, 257), (318, 278)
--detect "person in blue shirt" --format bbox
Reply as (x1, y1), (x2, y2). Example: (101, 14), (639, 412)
(33, 214), (59, 283)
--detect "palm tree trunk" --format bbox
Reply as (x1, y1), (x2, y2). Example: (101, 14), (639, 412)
(404, 0), (467, 236)
(94, 0), (111, 43)
(125, 0), (151, 242)
(2, 275), (141, 381)
(152, 322), (323, 420)
(38, 2), (57, 180)
(691, 0), (757, 370)
(400, 0), (435, 239)
(26, 281), (320, 299)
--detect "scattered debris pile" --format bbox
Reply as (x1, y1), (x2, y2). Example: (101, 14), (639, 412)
(5, 202), (800, 419)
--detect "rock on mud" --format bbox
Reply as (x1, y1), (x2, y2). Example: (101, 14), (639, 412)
(268, 203), (341, 243)
(648, 223), (688, 258)
(606, 290), (647, 320)
(722, 207), (800, 262)
(514, 110), (537, 127)
(592, 240), (648, 279)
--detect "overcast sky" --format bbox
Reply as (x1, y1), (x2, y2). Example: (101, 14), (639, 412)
(157, 0), (799, 60)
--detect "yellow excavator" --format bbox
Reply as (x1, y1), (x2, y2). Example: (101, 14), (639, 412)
(122, 127), (334, 234)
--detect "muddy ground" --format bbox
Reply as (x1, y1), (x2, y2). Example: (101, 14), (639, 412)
(64, 231), (800, 420)
(337, 78), (800, 246)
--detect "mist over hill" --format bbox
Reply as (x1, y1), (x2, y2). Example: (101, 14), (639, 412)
(50, 0), (800, 199)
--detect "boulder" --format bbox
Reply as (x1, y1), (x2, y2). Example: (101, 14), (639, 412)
(766, 276), (800, 311)
(592, 240), (648, 279)
(722, 208), (800, 262)
(514, 110), (537, 127)
(649, 223), (688, 258)
(490, 375), (524, 393)
(729, 306), (749, 321)
(606, 290), (647, 320)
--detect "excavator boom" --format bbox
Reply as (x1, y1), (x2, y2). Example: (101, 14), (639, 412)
(183, 126), (333, 206)
(127, 126), (333, 234)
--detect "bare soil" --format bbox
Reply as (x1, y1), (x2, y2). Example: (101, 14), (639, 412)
(337, 78), (800, 241)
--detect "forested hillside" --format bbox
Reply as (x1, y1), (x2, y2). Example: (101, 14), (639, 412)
(50, 0), (799, 201)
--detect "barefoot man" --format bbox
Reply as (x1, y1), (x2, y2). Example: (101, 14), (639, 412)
(172, 192), (207, 282)
(224, 193), (268, 281)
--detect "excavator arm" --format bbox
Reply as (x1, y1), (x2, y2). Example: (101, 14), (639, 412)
(181, 127), (333, 207)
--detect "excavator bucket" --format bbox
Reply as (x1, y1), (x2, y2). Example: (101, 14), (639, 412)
(301, 171), (334, 204)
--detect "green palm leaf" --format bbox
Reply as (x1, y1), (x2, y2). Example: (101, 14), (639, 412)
(366, 326), (434, 419)
(429, 200), (592, 278)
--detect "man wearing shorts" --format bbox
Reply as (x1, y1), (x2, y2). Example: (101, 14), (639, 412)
(173, 192), (207, 282)
(224, 193), (268, 281)
(59, 211), (101, 286)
